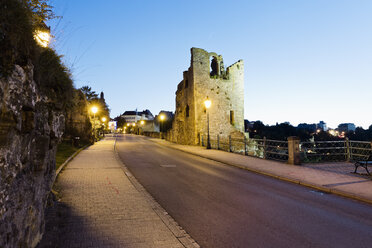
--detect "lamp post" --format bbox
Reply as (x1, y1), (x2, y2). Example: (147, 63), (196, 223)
(91, 106), (98, 142)
(101, 117), (107, 137)
(159, 114), (165, 139)
(204, 98), (212, 149)
(140, 120), (145, 135)
(132, 123), (136, 134)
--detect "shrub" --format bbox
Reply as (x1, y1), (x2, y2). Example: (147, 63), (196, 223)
(34, 48), (74, 108)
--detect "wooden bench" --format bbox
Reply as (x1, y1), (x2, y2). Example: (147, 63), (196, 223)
(354, 154), (372, 175)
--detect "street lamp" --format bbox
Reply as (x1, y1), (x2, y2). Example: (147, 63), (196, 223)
(204, 98), (212, 149)
(159, 114), (165, 138)
(140, 120), (145, 125)
(91, 106), (98, 142)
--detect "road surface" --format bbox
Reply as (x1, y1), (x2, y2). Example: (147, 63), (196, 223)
(116, 135), (372, 248)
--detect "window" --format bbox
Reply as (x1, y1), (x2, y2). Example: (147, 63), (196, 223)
(230, 110), (234, 125)
(210, 56), (218, 77)
(186, 105), (190, 117)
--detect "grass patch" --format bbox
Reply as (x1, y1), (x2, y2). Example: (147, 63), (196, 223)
(55, 141), (87, 170)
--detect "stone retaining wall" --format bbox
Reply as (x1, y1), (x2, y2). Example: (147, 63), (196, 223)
(0, 64), (64, 247)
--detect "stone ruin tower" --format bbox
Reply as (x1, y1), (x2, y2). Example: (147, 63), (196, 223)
(170, 47), (245, 145)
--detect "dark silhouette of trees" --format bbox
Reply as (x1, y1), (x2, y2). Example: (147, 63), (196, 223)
(249, 121), (298, 140)
(347, 126), (372, 141)
(79, 85), (110, 120)
(80, 86), (98, 101)
(248, 120), (372, 142)
(113, 115), (127, 129)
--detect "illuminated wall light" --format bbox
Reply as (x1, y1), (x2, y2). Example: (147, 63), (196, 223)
(34, 30), (50, 47)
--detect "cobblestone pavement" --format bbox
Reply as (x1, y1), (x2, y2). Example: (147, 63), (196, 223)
(38, 138), (197, 248)
(303, 162), (370, 177)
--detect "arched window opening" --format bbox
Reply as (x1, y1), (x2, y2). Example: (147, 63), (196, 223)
(210, 56), (218, 77)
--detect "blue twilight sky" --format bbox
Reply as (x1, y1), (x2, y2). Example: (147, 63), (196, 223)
(48, 0), (372, 129)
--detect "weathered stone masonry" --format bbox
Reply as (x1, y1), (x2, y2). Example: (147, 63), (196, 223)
(170, 48), (245, 145)
(0, 64), (64, 248)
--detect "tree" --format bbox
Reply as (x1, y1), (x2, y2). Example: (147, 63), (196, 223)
(314, 131), (340, 141)
(23, 0), (56, 27)
(79, 86), (110, 127)
(80, 86), (99, 101)
(114, 115), (127, 129)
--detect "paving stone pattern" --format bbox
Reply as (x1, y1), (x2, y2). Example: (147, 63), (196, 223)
(38, 138), (190, 248)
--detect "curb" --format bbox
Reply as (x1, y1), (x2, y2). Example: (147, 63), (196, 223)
(113, 136), (200, 248)
(148, 138), (372, 206)
(54, 144), (90, 182)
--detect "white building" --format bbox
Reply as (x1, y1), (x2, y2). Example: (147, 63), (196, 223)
(121, 109), (154, 124)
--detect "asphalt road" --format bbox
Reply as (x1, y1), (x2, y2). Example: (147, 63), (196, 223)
(115, 135), (372, 248)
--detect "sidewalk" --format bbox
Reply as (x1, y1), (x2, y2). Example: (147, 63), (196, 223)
(149, 138), (372, 205)
(38, 137), (198, 248)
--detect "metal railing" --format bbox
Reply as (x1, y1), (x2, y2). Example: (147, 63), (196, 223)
(265, 139), (289, 161)
(201, 135), (288, 162)
(349, 140), (372, 161)
(195, 134), (371, 164)
(300, 139), (372, 163)
(300, 141), (346, 162)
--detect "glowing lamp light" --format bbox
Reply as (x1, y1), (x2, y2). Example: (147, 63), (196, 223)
(204, 98), (212, 109)
(34, 30), (50, 47)
(127, 123), (130, 126)
(102, 117), (107, 122)
(160, 114), (165, 121)
(204, 97), (212, 149)
(140, 120), (145, 125)
(132, 123), (136, 126)
(91, 106), (98, 114)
